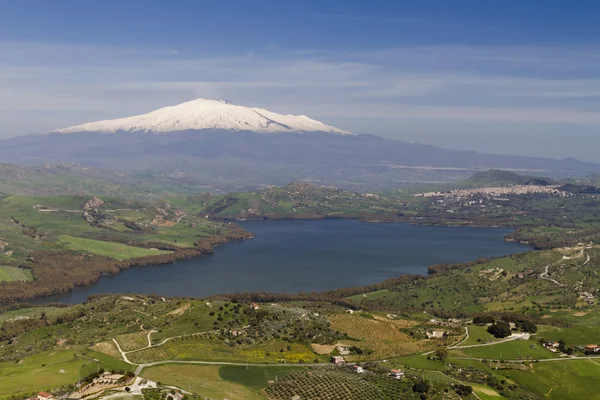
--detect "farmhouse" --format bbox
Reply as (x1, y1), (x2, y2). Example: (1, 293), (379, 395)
(353, 366), (364, 373)
(98, 372), (124, 383)
(250, 302), (260, 310)
(390, 369), (405, 379)
(544, 342), (560, 352)
(585, 344), (600, 353)
(37, 393), (54, 400)
(332, 356), (345, 364)
(426, 329), (446, 339)
(579, 292), (595, 300)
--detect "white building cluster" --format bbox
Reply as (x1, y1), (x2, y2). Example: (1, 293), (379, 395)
(415, 185), (567, 198)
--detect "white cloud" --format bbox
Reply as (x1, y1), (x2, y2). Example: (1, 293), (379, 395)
(1, 41), (600, 150)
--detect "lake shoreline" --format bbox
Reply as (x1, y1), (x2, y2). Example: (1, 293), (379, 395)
(209, 214), (534, 245)
(2, 230), (253, 305)
(20, 220), (530, 306)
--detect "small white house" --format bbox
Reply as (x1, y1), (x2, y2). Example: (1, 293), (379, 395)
(390, 369), (405, 379)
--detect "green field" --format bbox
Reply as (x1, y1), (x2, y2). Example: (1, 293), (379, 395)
(128, 337), (319, 364)
(219, 365), (306, 390)
(0, 266), (32, 282)
(538, 324), (600, 346)
(141, 364), (265, 400)
(0, 349), (131, 400)
(392, 354), (447, 371)
(461, 325), (497, 346)
(498, 360), (600, 399)
(457, 338), (554, 361)
(0, 306), (70, 323)
(58, 235), (170, 260)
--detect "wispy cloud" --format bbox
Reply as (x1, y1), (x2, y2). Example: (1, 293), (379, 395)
(1, 41), (600, 140)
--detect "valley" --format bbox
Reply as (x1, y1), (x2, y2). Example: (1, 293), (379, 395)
(2, 169), (600, 399)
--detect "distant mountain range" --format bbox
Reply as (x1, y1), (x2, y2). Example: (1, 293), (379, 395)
(1, 99), (599, 191)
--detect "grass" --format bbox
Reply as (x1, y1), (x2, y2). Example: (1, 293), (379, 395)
(128, 338), (318, 364)
(58, 235), (170, 260)
(0, 266), (32, 281)
(461, 325), (497, 346)
(150, 300), (230, 342)
(470, 383), (505, 399)
(537, 325), (600, 346)
(141, 364), (264, 400)
(219, 365), (305, 390)
(497, 360), (600, 400)
(0, 306), (70, 324)
(391, 354), (447, 371)
(456, 338), (555, 360)
(0, 349), (131, 400)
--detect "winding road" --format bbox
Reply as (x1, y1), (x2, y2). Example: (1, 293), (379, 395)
(539, 264), (564, 286)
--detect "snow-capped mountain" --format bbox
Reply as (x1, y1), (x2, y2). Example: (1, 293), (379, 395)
(54, 98), (351, 135)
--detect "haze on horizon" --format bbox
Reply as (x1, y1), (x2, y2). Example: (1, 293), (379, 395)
(1, 1), (599, 161)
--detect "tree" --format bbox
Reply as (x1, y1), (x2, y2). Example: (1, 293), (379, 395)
(435, 348), (448, 362)
(473, 315), (495, 325)
(487, 321), (512, 338)
(516, 320), (537, 333)
(455, 384), (473, 396)
(413, 380), (430, 393)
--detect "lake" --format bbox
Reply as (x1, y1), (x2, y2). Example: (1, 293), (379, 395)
(33, 219), (529, 304)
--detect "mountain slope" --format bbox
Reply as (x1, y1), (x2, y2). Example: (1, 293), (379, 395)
(1, 130), (599, 191)
(2, 98), (600, 191)
(54, 98), (351, 135)
(463, 169), (556, 186)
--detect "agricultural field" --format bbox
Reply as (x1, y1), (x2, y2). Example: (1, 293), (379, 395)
(0, 306), (70, 324)
(328, 313), (446, 360)
(141, 364), (265, 400)
(497, 360), (600, 400)
(461, 325), (498, 346)
(128, 337), (319, 364)
(219, 365), (306, 391)
(58, 235), (170, 261)
(263, 368), (454, 400)
(115, 331), (150, 352)
(0, 349), (131, 400)
(454, 338), (555, 361)
(0, 266), (32, 282)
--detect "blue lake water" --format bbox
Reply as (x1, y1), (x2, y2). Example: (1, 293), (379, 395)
(33, 219), (529, 304)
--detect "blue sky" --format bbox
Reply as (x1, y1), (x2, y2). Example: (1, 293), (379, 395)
(1, 0), (600, 160)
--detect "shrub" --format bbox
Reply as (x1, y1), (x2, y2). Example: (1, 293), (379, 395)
(487, 321), (511, 338)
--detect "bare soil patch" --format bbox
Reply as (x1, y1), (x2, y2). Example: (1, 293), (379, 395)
(167, 302), (191, 317)
(311, 343), (337, 355)
(91, 341), (122, 358)
(476, 387), (501, 396)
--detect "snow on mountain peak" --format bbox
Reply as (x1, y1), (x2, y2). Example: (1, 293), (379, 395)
(54, 98), (352, 135)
